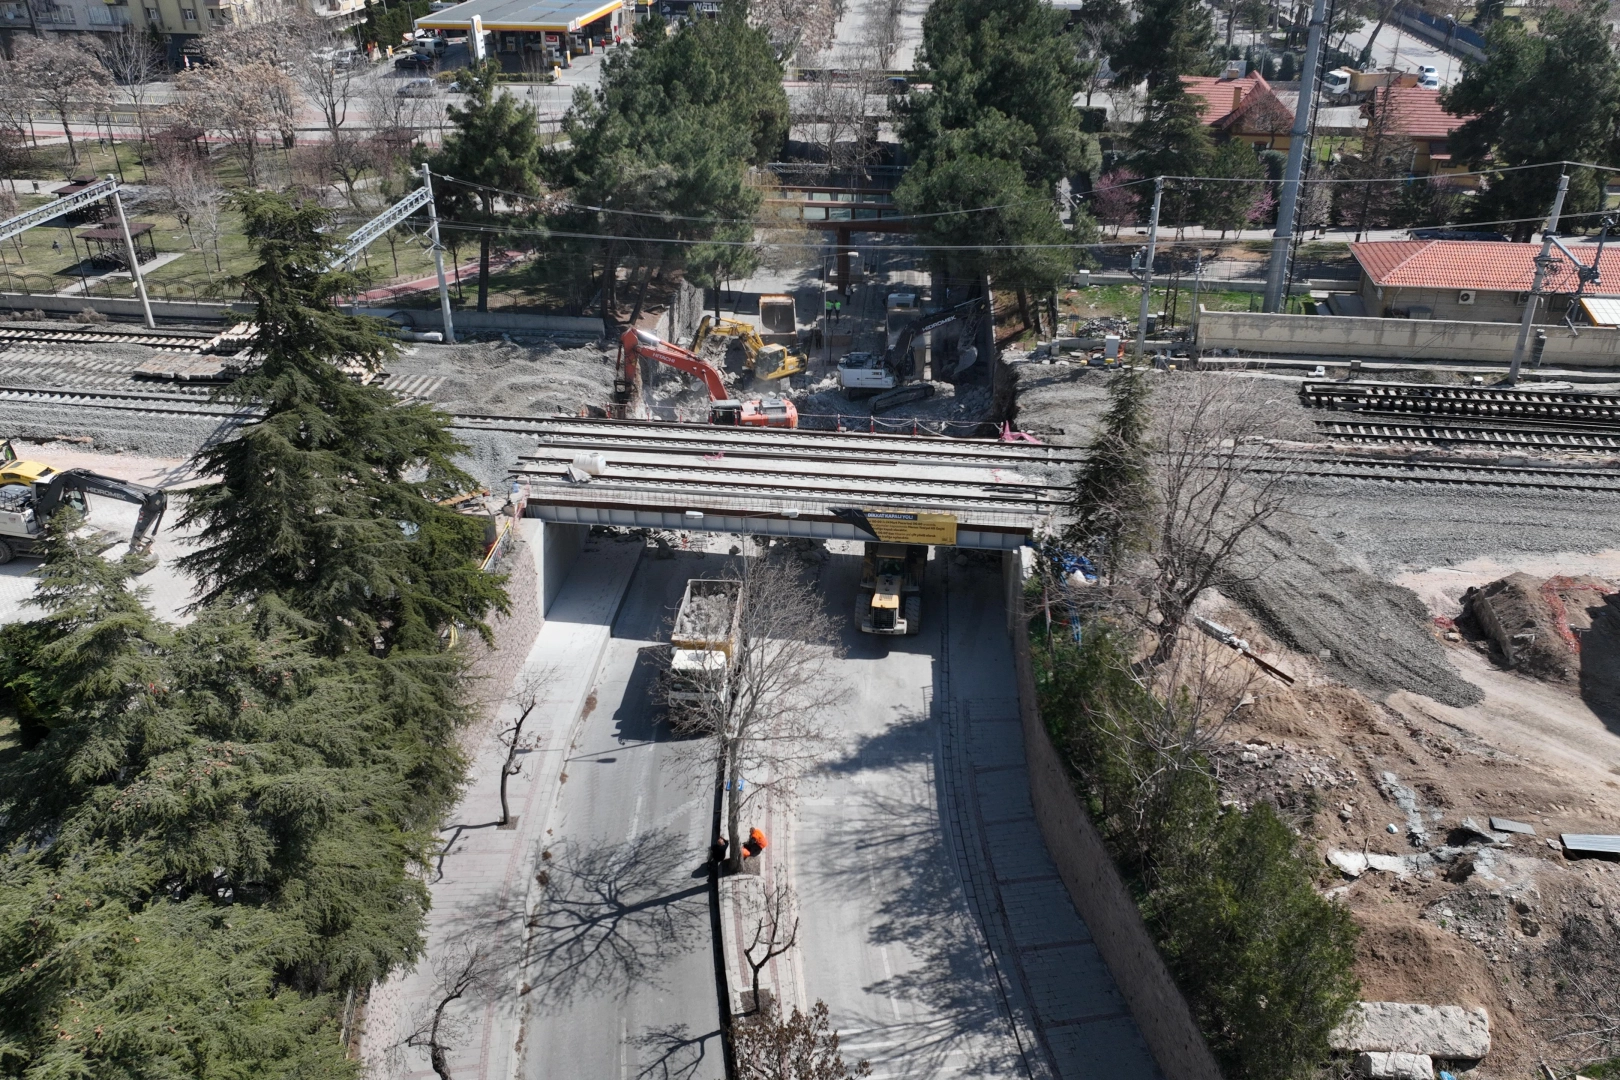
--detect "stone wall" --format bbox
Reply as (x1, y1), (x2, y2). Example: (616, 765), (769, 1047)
(1196, 308), (1620, 368)
(457, 525), (544, 716)
(1007, 575), (1224, 1080)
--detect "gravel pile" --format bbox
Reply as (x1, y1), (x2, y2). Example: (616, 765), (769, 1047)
(392, 336), (616, 415)
(1226, 516), (1484, 707)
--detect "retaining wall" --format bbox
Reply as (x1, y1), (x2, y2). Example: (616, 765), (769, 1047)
(1197, 308), (1620, 368)
(358, 306), (604, 336)
(0, 291), (241, 322)
(1005, 555), (1223, 1080)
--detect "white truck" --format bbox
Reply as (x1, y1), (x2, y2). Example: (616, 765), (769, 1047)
(668, 578), (741, 709)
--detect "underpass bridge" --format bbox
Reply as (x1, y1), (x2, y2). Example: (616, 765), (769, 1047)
(505, 418), (1073, 551)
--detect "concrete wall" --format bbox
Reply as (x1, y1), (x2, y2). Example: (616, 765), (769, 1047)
(1005, 555), (1224, 1080)
(531, 520), (586, 616)
(1197, 307), (1620, 368)
(361, 306), (603, 336)
(458, 527), (544, 714)
(0, 291), (242, 322)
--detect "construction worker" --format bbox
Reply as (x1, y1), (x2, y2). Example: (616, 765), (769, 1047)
(742, 827), (768, 859)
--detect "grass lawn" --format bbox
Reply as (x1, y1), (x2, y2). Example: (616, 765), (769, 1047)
(1060, 283), (1262, 326)
(2, 177), (445, 304)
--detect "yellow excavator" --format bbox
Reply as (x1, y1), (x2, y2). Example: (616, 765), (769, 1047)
(689, 315), (807, 381)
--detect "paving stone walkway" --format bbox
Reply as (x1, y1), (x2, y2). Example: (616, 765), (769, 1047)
(939, 561), (1159, 1080)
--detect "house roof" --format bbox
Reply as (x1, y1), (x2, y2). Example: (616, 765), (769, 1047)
(1182, 73), (1275, 127)
(1369, 86), (1473, 140)
(1351, 239), (1620, 293)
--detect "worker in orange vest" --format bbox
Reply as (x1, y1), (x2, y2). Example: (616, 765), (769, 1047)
(742, 827), (768, 859)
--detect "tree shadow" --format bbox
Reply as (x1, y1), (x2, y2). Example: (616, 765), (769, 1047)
(525, 828), (711, 1011)
(806, 727), (1029, 1079)
(631, 1023), (722, 1080)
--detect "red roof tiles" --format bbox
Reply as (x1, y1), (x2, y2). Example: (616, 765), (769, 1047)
(1351, 239), (1620, 293)
(1369, 86), (1473, 140)
(1182, 73), (1272, 127)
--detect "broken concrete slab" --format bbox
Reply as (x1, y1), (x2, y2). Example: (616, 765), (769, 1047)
(1329, 850), (1370, 877)
(1330, 1002), (1491, 1059)
(1561, 833), (1620, 856)
(1356, 1052), (1434, 1080)
(1490, 817), (1537, 835)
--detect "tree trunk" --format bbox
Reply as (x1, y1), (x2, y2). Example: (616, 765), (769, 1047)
(1016, 288), (1031, 333)
(477, 233), (490, 312)
(601, 241), (619, 335)
(724, 747), (743, 875)
(59, 110), (78, 167)
(626, 263), (653, 327)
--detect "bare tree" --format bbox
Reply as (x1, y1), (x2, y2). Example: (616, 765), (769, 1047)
(752, 0), (844, 61)
(291, 33), (369, 205)
(732, 1000), (872, 1080)
(157, 152), (225, 278)
(5, 38), (112, 169)
(1134, 376), (1297, 666)
(741, 881), (799, 1015)
(668, 553), (847, 876)
(404, 944), (490, 1080)
(176, 57), (297, 187)
(496, 671), (555, 827)
(795, 47), (886, 178)
(94, 29), (164, 157)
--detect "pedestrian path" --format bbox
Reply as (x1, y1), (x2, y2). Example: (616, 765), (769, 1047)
(360, 531), (644, 1080)
(939, 560), (1160, 1080)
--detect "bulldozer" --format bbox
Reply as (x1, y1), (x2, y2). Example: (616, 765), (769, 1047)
(689, 315), (807, 381)
(856, 542), (925, 635)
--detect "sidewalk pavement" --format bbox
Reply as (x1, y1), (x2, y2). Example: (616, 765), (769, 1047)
(360, 528), (644, 1080)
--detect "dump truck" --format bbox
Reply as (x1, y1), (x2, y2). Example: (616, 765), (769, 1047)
(668, 578), (742, 709)
(856, 542), (925, 635)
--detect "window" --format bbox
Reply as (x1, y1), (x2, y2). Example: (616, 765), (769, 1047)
(181, 6), (196, 17)
(145, 6), (158, 17)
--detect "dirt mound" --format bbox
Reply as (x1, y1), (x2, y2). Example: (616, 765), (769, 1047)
(391, 337), (617, 415)
(1226, 519), (1483, 708)
(1465, 574), (1620, 712)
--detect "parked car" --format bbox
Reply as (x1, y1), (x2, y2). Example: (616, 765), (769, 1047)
(397, 77), (436, 97)
(394, 51), (435, 71)
(1417, 64), (1439, 88)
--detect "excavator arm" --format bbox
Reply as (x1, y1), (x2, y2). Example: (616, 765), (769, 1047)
(35, 469), (168, 554)
(620, 327), (730, 400)
(884, 296), (988, 380)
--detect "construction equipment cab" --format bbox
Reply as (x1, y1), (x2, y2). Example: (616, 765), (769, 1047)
(617, 327), (798, 428)
(857, 542), (925, 635)
(689, 315), (807, 381)
(0, 467), (167, 564)
(838, 296), (986, 393)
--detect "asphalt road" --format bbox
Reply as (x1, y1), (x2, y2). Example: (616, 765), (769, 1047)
(520, 551), (728, 1080)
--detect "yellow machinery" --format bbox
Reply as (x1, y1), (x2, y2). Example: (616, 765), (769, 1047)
(856, 542), (925, 635)
(690, 315), (807, 380)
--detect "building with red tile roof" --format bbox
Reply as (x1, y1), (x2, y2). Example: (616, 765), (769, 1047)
(1181, 71), (1366, 153)
(1366, 86), (1478, 186)
(1350, 239), (1619, 321)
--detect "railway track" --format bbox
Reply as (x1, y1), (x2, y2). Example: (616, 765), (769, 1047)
(1301, 380), (1620, 424)
(1271, 454), (1620, 493)
(1314, 419), (1620, 452)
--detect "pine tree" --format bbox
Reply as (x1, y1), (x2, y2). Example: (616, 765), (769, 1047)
(429, 59), (545, 311)
(1068, 365), (1153, 575)
(178, 191), (507, 655)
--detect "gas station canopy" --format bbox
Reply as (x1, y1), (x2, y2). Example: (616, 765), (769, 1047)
(415, 0), (621, 33)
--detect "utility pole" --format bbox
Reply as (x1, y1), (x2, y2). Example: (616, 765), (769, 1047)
(108, 176), (154, 329)
(421, 163), (456, 345)
(1508, 172), (1569, 385)
(1134, 176), (1164, 364)
(1262, 0), (1328, 311)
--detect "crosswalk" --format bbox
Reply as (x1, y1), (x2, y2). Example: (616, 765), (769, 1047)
(380, 372), (446, 402)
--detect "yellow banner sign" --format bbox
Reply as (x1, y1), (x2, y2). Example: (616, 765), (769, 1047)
(859, 508), (957, 545)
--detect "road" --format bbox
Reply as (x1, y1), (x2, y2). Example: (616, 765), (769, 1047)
(519, 550), (727, 1080)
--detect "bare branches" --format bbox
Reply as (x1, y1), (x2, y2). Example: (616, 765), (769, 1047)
(752, 0), (845, 61)
(669, 553), (847, 874)
(403, 943), (492, 1080)
(732, 1000), (872, 1080)
(2, 38), (111, 168)
(793, 47), (888, 179)
(741, 880), (799, 1015)
(497, 669), (556, 827)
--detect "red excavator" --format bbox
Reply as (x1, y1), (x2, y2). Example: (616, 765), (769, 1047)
(616, 327), (798, 429)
